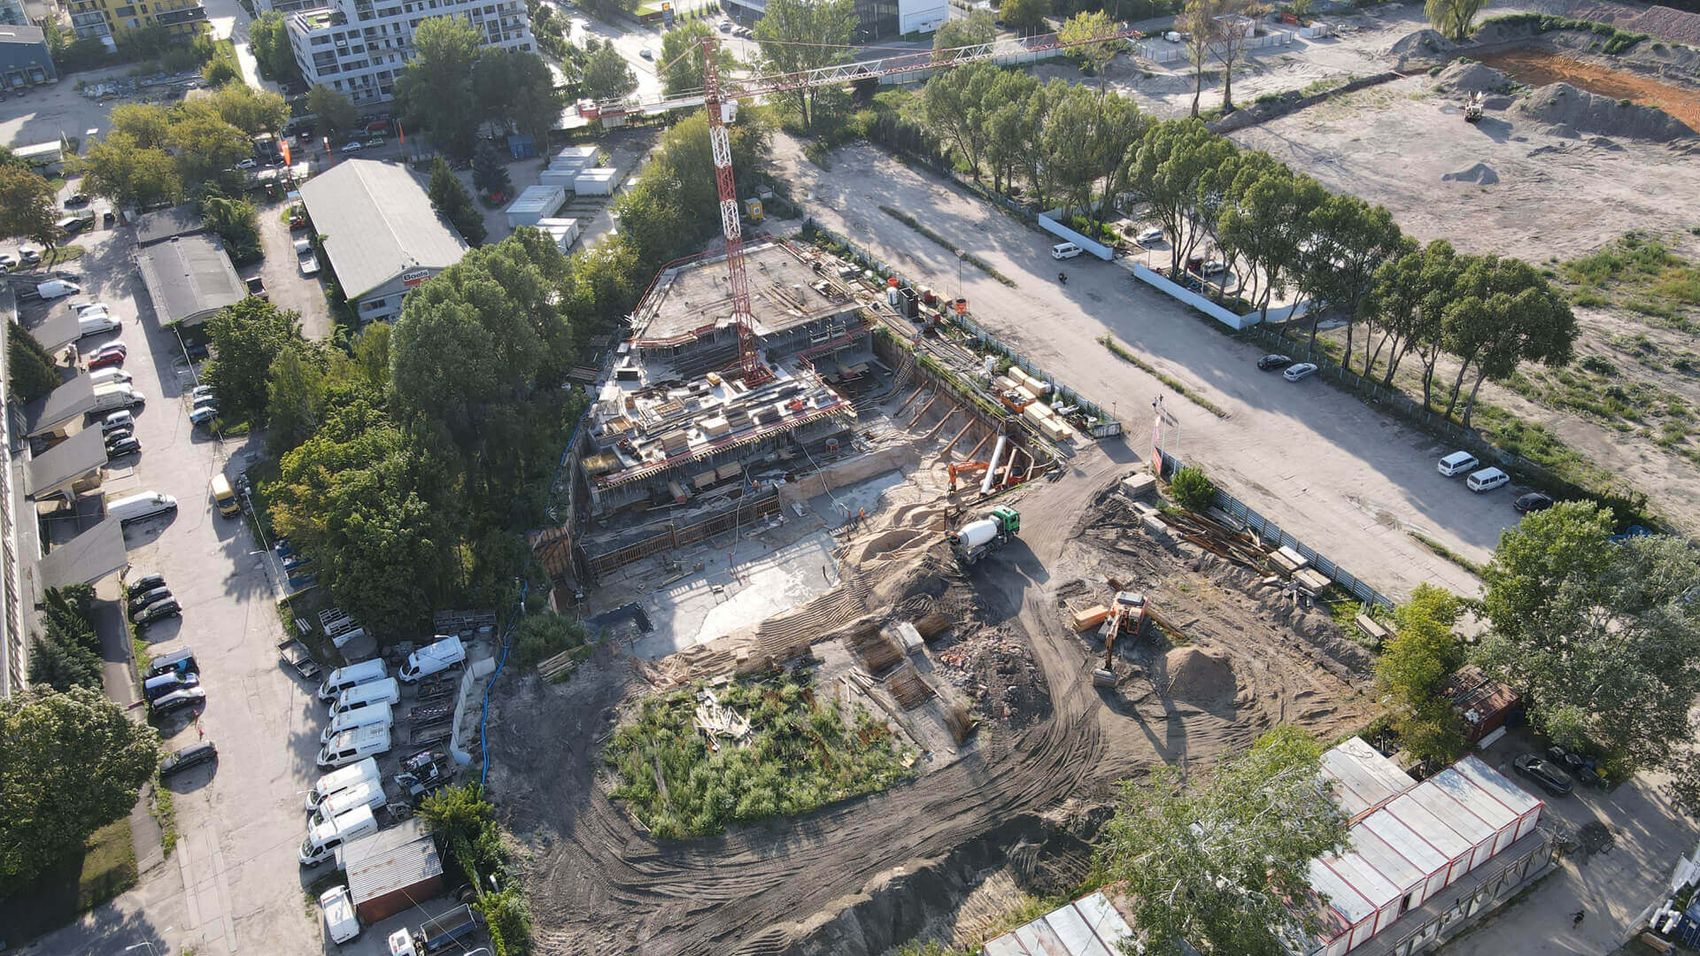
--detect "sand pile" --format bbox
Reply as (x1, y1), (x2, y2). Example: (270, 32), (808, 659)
(1163, 647), (1237, 708)
(1390, 28), (1456, 60)
(1517, 82), (1699, 142)
(1435, 60), (1508, 94)
(1441, 162), (1501, 185)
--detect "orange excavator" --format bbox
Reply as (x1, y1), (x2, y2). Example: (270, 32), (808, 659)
(947, 460), (989, 493)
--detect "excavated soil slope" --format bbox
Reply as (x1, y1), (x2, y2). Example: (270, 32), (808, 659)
(1481, 48), (1700, 134)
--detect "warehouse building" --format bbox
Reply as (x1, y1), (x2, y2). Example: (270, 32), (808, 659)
(0, 25), (56, 89)
(298, 159), (469, 324)
(136, 235), (246, 327)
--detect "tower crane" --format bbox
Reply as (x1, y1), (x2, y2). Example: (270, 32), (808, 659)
(680, 24), (1143, 384)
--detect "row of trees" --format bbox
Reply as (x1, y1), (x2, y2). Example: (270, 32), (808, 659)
(77, 87), (285, 208)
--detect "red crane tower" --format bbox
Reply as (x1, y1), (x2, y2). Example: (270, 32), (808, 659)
(692, 26), (1141, 385)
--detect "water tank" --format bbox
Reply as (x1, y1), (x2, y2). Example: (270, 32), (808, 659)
(954, 518), (1001, 550)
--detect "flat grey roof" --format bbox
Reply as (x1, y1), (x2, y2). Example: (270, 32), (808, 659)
(27, 310), (79, 354)
(38, 515), (126, 588)
(134, 203), (204, 246)
(635, 241), (855, 345)
(25, 427), (105, 499)
(136, 235), (245, 327)
(0, 24), (46, 45)
(299, 159), (469, 300)
(23, 374), (95, 436)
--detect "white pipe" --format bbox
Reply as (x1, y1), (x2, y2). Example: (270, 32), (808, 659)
(981, 434), (1007, 495)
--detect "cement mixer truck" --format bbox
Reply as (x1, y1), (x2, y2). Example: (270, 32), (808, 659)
(949, 506), (1021, 565)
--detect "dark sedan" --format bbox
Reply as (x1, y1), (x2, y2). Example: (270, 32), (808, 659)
(134, 600), (182, 628)
(125, 573), (165, 598)
(1513, 753), (1574, 796)
(127, 586), (171, 617)
(160, 740), (218, 776)
(1514, 492), (1555, 514)
(106, 437), (141, 459)
(1257, 354), (1293, 371)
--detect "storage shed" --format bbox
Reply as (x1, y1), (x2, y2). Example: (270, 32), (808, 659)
(572, 167), (620, 196)
(550, 144), (597, 172)
(536, 217), (581, 252)
(341, 818), (445, 923)
(505, 184), (566, 228)
(1442, 665), (1521, 743)
(980, 890), (1135, 956)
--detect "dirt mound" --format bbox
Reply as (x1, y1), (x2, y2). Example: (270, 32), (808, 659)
(1517, 82), (1699, 142)
(1435, 60), (1508, 94)
(1390, 28), (1456, 60)
(1441, 162), (1501, 185)
(1163, 646), (1236, 708)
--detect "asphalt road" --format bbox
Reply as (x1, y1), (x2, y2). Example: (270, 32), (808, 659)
(776, 134), (1510, 601)
(21, 193), (331, 956)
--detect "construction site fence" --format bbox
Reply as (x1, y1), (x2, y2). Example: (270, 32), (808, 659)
(1156, 449), (1394, 610)
(1237, 323), (1644, 519)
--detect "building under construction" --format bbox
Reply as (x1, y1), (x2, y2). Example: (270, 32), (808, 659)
(571, 240), (874, 577)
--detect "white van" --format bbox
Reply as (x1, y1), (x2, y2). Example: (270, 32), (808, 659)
(1437, 451), (1480, 477)
(299, 804), (378, 866)
(316, 723), (393, 769)
(399, 635), (465, 683)
(310, 778), (388, 826)
(36, 279), (81, 299)
(89, 366), (133, 387)
(316, 658), (389, 701)
(1466, 467), (1510, 492)
(306, 757), (379, 811)
(331, 678), (400, 717)
(91, 384), (146, 413)
(319, 701), (393, 746)
(107, 491), (179, 524)
(319, 886), (360, 944)
(77, 312), (121, 337)
(1051, 241), (1083, 260)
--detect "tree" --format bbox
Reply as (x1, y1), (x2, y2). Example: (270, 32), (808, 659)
(201, 194), (262, 265)
(305, 85), (359, 146)
(1362, 240), (1460, 399)
(1425, 0), (1486, 41)
(1058, 10), (1122, 87)
(512, 612), (586, 667)
(395, 17), (483, 158)
(167, 106), (252, 184)
(999, 0), (1051, 37)
(110, 103), (173, 149)
(427, 158), (487, 246)
(1178, 0), (1224, 117)
(0, 686), (159, 888)
(1168, 465), (1216, 511)
(580, 43), (638, 103)
(1127, 119), (1224, 275)
(754, 0), (857, 131)
(659, 21), (736, 97)
(8, 321), (60, 402)
(1210, 0), (1266, 112)
(1375, 585), (1465, 763)
(201, 52), (241, 88)
(209, 83), (290, 136)
(205, 298), (304, 426)
(915, 63), (1000, 181)
(506, 50), (565, 147)
(982, 71), (1041, 195)
(250, 11), (299, 83)
(1299, 195), (1405, 362)
(266, 340), (328, 456)
(76, 132), (183, 210)
(1096, 725), (1348, 956)
(933, 10), (998, 59)
(1477, 502), (1700, 772)
(471, 139), (513, 199)
(0, 165), (61, 253)
(1438, 256), (1576, 426)
(26, 632), (103, 692)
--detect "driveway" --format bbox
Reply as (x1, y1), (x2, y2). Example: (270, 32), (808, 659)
(779, 134), (1510, 601)
(26, 189), (330, 956)
(253, 197), (334, 341)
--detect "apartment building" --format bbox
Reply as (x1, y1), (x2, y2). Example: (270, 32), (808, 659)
(67, 0), (208, 46)
(287, 0), (532, 106)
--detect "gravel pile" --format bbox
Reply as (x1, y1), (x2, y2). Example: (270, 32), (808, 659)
(1517, 81), (1699, 141)
(1436, 60), (1511, 94)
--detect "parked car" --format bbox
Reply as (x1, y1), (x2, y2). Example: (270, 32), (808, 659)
(718, 19), (732, 31)
(1466, 467), (1510, 493)
(150, 686), (206, 716)
(365, 135), (385, 148)
(64, 193), (89, 207)
(1200, 259), (1228, 276)
(128, 586), (172, 617)
(1051, 241), (1082, 260)
(639, 47), (653, 59)
(1514, 492), (1555, 514)
(340, 141), (363, 153)
(88, 351), (125, 371)
(18, 247), (40, 265)
(1256, 354), (1293, 371)
(93, 341), (128, 359)
(106, 437), (141, 459)
(1134, 227), (1163, 246)
(160, 740), (218, 776)
(125, 572), (166, 597)
(191, 385), (216, 402)
(1437, 450), (1479, 477)
(103, 424), (134, 444)
(74, 301), (113, 316)
(134, 600), (183, 627)
(235, 158), (257, 170)
(1283, 362), (1319, 382)
(189, 406), (218, 427)
(0, 253), (14, 269)
(1513, 753), (1574, 796)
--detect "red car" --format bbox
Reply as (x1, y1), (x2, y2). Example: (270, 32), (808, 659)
(89, 350), (126, 370)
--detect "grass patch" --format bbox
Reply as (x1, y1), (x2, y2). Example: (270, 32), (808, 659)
(149, 777), (177, 858)
(606, 669), (915, 839)
(1407, 530), (1486, 578)
(1557, 233), (1700, 324)
(0, 819), (139, 943)
(43, 245), (86, 267)
(78, 818), (137, 910)
(1098, 335), (1230, 419)
(877, 205), (1017, 288)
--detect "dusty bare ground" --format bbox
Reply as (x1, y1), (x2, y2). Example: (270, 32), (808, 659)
(488, 444), (1373, 956)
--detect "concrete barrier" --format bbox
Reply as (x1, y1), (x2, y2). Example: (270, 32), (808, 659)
(1129, 262), (1259, 330)
(1038, 211), (1115, 261)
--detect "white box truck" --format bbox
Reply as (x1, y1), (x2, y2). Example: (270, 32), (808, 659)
(330, 678), (399, 716)
(399, 635), (466, 683)
(305, 757), (380, 811)
(299, 803), (378, 866)
(317, 658), (389, 701)
(316, 723), (392, 769)
(318, 701), (393, 745)
(91, 383), (146, 412)
(107, 491), (178, 524)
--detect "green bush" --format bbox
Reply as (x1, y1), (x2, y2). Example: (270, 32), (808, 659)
(1168, 466), (1218, 512)
(511, 613), (586, 668)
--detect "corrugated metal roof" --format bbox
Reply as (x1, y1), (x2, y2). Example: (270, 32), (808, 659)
(338, 817), (429, 870)
(1381, 791), (1472, 859)
(1452, 756), (1543, 819)
(299, 159), (469, 299)
(136, 235), (245, 326)
(346, 831), (442, 906)
(1320, 738), (1416, 820)
(979, 892), (1134, 956)
(1428, 767), (1516, 830)
(1358, 809), (1450, 876)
